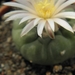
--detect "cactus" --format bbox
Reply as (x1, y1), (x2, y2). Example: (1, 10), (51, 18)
(12, 19), (75, 65)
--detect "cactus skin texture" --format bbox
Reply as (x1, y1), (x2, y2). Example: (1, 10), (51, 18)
(12, 19), (75, 65)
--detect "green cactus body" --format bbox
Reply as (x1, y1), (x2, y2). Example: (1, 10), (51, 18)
(12, 19), (75, 65)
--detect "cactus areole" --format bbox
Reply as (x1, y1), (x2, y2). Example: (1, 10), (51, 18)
(12, 19), (75, 65)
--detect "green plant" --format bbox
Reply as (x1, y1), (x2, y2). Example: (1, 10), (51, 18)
(3, 0), (75, 65)
(12, 19), (75, 65)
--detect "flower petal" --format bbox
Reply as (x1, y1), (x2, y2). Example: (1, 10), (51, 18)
(3, 2), (36, 14)
(5, 13), (26, 21)
(45, 22), (55, 39)
(15, 0), (35, 9)
(3, 10), (26, 18)
(47, 19), (55, 31)
(19, 15), (38, 24)
(21, 20), (35, 37)
(54, 12), (75, 18)
(53, 18), (74, 33)
(55, 0), (65, 8)
(55, 0), (75, 14)
(64, 16), (75, 19)
(34, 18), (42, 25)
(55, 24), (59, 32)
(15, 0), (29, 5)
(37, 20), (46, 37)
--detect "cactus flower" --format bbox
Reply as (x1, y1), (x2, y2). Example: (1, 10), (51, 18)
(3, 0), (75, 38)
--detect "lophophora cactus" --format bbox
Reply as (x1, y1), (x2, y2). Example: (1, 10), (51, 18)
(12, 19), (75, 65)
(3, 0), (75, 65)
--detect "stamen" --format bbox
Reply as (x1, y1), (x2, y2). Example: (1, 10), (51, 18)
(34, 0), (55, 19)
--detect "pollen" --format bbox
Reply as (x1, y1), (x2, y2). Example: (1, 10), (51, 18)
(34, 0), (55, 19)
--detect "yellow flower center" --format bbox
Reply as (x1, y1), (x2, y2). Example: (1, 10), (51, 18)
(34, 0), (55, 19)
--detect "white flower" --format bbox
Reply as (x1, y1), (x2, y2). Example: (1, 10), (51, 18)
(3, 0), (75, 38)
